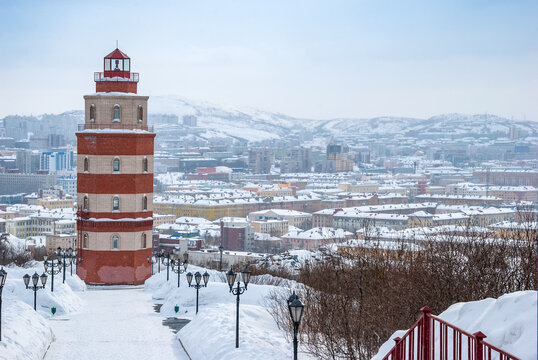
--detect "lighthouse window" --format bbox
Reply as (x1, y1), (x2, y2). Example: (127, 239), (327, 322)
(124, 59), (130, 71)
(113, 59), (123, 71)
(143, 195), (148, 211)
(112, 235), (119, 249)
(105, 59), (111, 71)
(113, 104), (120, 122)
(83, 196), (89, 211)
(113, 196), (120, 211)
(143, 157), (148, 172)
(84, 157), (89, 172)
(113, 158), (120, 172)
(90, 104), (95, 122)
(138, 105), (143, 123)
(83, 233), (88, 248)
(142, 233), (147, 248)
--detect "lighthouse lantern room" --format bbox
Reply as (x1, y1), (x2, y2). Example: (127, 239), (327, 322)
(94, 48), (139, 93)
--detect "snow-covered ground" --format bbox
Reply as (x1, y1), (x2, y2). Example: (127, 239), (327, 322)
(3, 260), (535, 360)
(0, 262), (85, 360)
(145, 265), (313, 360)
(372, 291), (537, 360)
(44, 287), (186, 360)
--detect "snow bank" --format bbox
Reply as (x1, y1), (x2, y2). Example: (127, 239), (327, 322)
(145, 265), (313, 359)
(0, 263), (85, 360)
(372, 291), (537, 360)
(181, 303), (296, 360)
(0, 301), (53, 360)
(2, 263), (85, 317)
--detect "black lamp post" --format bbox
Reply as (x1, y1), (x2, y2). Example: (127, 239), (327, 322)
(73, 255), (83, 275)
(287, 292), (305, 360)
(23, 272), (47, 311)
(160, 250), (172, 281)
(154, 249), (163, 273)
(218, 245), (224, 271)
(226, 267), (251, 348)
(186, 271), (209, 314)
(56, 247), (77, 283)
(43, 255), (62, 292)
(0, 268), (6, 341)
(171, 251), (189, 288)
(147, 255), (157, 275)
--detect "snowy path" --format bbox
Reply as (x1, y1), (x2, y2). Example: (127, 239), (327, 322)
(44, 287), (188, 360)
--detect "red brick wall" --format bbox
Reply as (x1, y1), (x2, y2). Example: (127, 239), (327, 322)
(77, 133), (155, 155)
(96, 82), (137, 93)
(77, 248), (152, 285)
(78, 173), (153, 194)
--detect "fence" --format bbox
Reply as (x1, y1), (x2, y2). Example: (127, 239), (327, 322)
(78, 123), (153, 132)
(381, 307), (520, 360)
(94, 72), (139, 82)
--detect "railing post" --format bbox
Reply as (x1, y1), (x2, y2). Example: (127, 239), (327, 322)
(393, 337), (402, 360)
(473, 331), (486, 360)
(420, 306), (431, 360)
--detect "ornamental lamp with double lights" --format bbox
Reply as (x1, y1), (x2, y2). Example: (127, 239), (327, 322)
(186, 271), (209, 314)
(170, 250), (188, 288)
(226, 267), (251, 348)
(23, 271), (48, 311)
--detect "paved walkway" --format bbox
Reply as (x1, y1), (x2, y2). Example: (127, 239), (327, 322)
(45, 287), (188, 360)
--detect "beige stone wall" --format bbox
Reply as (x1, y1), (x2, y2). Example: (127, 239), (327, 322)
(78, 193), (153, 213)
(84, 94), (149, 126)
(77, 155), (153, 174)
(82, 230), (152, 251)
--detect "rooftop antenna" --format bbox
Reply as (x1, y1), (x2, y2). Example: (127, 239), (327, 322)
(116, 40), (118, 49)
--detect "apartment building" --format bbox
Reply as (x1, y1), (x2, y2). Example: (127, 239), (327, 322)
(248, 209), (312, 229)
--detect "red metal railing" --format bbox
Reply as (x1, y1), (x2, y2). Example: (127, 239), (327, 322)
(78, 123), (153, 132)
(381, 307), (520, 360)
(94, 72), (139, 82)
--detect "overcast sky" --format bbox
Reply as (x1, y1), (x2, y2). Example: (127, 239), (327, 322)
(1, 0), (537, 120)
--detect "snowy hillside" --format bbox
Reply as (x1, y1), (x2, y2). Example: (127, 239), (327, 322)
(371, 291), (537, 360)
(2, 95), (537, 143)
(149, 96), (538, 142)
(149, 95), (314, 142)
(145, 265), (312, 360)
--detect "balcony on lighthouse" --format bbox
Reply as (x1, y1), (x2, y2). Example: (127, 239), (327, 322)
(94, 48), (139, 93)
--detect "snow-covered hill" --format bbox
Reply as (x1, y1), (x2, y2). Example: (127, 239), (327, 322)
(149, 96), (538, 142)
(3, 95), (537, 143)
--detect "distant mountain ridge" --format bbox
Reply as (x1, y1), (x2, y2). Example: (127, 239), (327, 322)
(148, 96), (538, 142)
(2, 95), (537, 143)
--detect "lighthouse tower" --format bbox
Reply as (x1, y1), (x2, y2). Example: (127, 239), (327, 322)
(76, 48), (154, 285)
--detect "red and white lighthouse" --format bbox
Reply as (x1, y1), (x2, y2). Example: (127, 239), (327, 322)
(76, 48), (154, 285)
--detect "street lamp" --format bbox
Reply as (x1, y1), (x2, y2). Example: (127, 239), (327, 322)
(154, 249), (163, 273)
(56, 247), (77, 283)
(218, 245), (224, 271)
(23, 272), (47, 311)
(226, 267), (251, 348)
(74, 255), (83, 275)
(287, 292), (305, 360)
(0, 233), (8, 265)
(171, 251), (189, 288)
(160, 249), (173, 281)
(186, 271), (209, 314)
(43, 255), (62, 292)
(147, 255), (157, 275)
(0, 268), (7, 341)
(69, 254), (82, 276)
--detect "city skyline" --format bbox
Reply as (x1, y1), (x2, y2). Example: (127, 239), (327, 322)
(1, 0), (537, 121)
